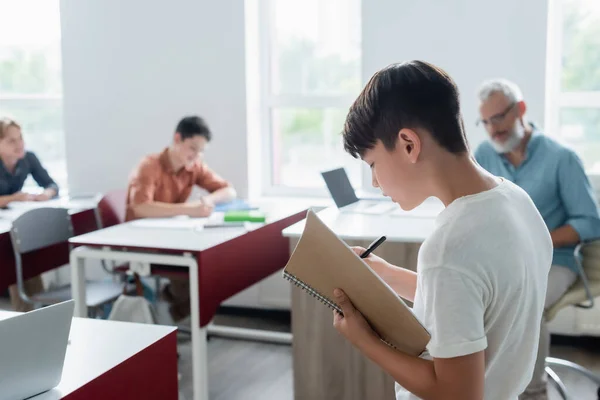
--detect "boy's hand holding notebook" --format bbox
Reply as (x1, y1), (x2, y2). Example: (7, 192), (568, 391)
(282, 209), (430, 356)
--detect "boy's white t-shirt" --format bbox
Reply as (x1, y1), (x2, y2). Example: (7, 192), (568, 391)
(396, 179), (552, 400)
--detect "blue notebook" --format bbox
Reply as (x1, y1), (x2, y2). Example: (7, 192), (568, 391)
(214, 199), (257, 212)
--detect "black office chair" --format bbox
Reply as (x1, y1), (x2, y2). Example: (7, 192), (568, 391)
(10, 207), (124, 318)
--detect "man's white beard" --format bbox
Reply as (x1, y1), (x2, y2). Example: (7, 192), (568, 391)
(491, 124), (525, 154)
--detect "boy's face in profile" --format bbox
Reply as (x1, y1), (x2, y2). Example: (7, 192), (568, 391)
(172, 133), (207, 167)
(361, 129), (427, 211)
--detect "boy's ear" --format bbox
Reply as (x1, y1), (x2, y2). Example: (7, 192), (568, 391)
(174, 132), (182, 144)
(397, 128), (421, 163)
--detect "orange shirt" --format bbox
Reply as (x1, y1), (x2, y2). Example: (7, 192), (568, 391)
(126, 148), (229, 221)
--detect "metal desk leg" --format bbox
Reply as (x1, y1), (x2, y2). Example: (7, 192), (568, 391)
(206, 323), (292, 344)
(69, 247), (209, 400)
(70, 247), (88, 317)
(185, 253), (209, 400)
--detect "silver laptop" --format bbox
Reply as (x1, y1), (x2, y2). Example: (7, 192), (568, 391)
(0, 300), (74, 400)
(321, 167), (396, 214)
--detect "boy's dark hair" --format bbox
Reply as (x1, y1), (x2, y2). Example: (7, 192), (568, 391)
(175, 116), (212, 141)
(343, 60), (469, 158)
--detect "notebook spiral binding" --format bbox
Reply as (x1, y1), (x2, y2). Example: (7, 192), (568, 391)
(283, 270), (398, 351)
(283, 271), (342, 313)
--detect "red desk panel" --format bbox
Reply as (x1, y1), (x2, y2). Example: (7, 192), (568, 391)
(63, 331), (178, 400)
(197, 210), (305, 326)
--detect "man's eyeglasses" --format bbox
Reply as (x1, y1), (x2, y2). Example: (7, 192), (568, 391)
(476, 103), (516, 126)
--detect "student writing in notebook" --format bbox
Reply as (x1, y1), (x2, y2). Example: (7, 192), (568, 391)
(126, 115), (236, 321)
(332, 61), (552, 400)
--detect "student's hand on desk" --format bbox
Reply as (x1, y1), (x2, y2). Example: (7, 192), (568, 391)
(351, 247), (390, 277)
(189, 202), (214, 218)
(11, 192), (34, 202)
(333, 288), (379, 349)
(33, 189), (55, 201)
(199, 196), (215, 208)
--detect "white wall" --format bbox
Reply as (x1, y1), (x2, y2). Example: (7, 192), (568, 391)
(362, 0), (548, 150)
(60, 0), (549, 194)
(60, 0), (248, 197)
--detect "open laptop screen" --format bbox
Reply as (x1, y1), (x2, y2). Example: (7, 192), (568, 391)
(321, 167), (359, 208)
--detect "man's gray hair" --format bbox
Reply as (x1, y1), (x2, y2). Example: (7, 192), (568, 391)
(477, 79), (524, 103)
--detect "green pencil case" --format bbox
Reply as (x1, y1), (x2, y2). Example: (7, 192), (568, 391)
(223, 210), (266, 223)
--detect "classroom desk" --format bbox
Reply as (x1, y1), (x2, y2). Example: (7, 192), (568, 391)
(68, 201), (308, 400)
(282, 205), (440, 400)
(0, 310), (177, 399)
(0, 198), (99, 292)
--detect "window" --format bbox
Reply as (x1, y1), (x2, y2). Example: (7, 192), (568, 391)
(257, 0), (363, 195)
(0, 0), (67, 191)
(547, 0), (600, 189)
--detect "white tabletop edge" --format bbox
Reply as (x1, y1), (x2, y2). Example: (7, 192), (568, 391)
(69, 202), (312, 253)
(0, 311), (177, 399)
(282, 206), (436, 243)
(0, 198), (97, 235)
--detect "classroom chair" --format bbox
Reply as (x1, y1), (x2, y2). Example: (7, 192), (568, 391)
(545, 239), (600, 399)
(94, 189), (129, 275)
(10, 207), (124, 318)
(94, 189), (161, 301)
(94, 188), (127, 229)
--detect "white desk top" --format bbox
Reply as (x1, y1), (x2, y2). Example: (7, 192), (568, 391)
(282, 205), (439, 243)
(70, 200), (310, 252)
(70, 219), (248, 252)
(0, 197), (98, 234)
(0, 311), (175, 400)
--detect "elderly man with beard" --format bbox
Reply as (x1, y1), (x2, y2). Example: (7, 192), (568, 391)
(474, 78), (600, 400)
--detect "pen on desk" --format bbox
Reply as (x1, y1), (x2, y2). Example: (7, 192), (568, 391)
(203, 222), (245, 229)
(360, 235), (387, 258)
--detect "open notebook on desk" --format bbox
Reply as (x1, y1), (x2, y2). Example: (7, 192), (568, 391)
(129, 213), (249, 230)
(0, 208), (23, 221)
(130, 217), (207, 229)
(213, 199), (257, 212)
(282, 209), (430, 356)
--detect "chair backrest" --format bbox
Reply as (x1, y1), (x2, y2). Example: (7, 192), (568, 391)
(581, 240), (600, 281)
(96, 189), (127, 228)
(545, 240), (600, 320)
(10, 207), (73, 254)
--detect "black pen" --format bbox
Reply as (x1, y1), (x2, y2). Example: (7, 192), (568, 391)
(360, 235), (387, 258)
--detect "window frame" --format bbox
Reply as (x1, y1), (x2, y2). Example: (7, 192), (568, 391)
(257, 0), (370, 197)
(0, 0), (67, 193)
(0, 95), (67, 191)
(545, 0), (600, 199)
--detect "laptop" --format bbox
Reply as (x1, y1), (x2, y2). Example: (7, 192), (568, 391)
(321, 167), (397, 214)
(0, 300), (74, 400)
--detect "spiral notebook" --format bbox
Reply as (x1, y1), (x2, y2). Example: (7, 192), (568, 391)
(283, 209), (430, 356)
